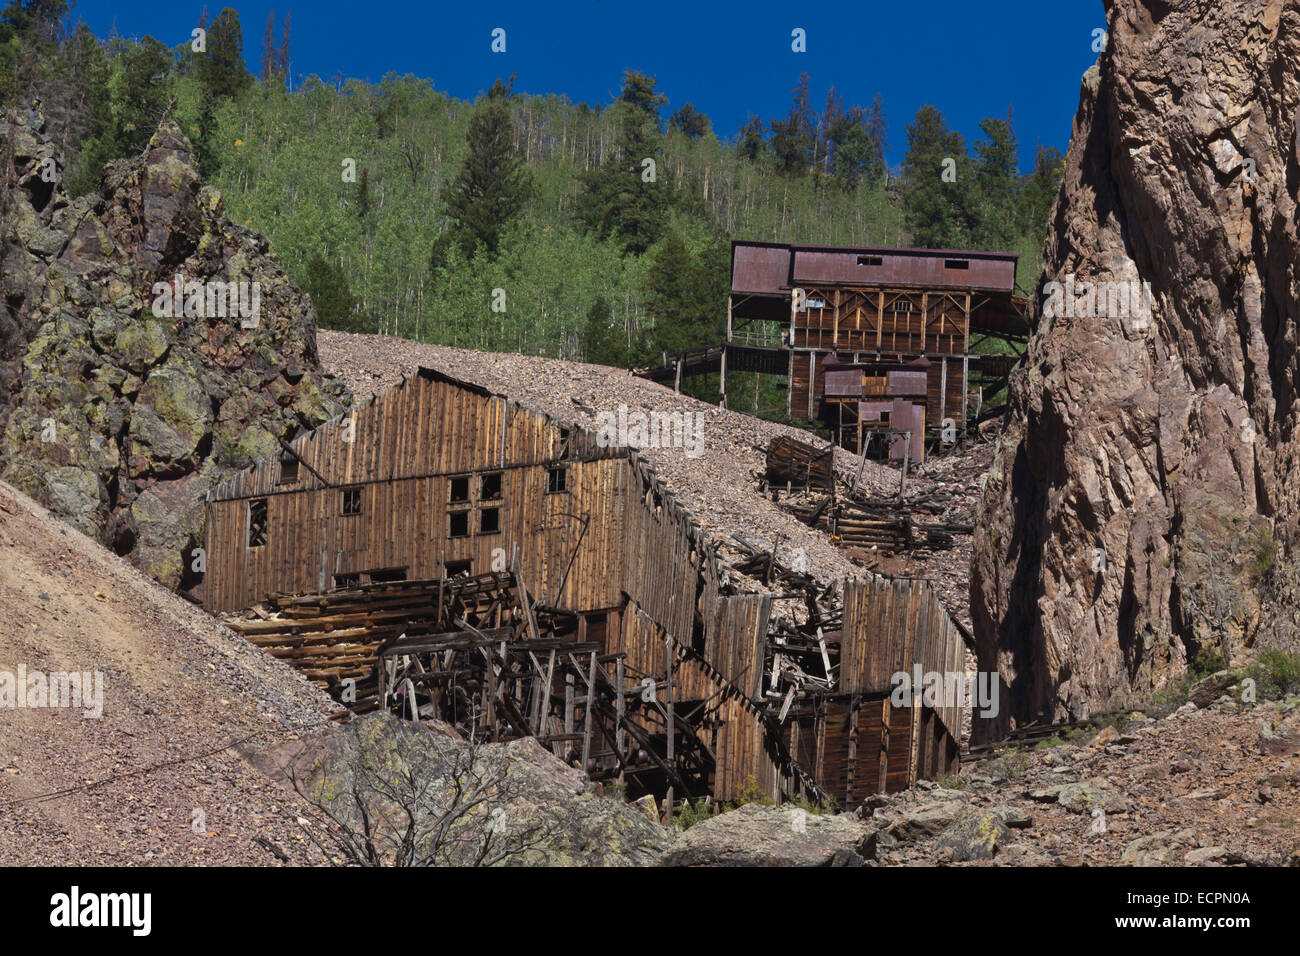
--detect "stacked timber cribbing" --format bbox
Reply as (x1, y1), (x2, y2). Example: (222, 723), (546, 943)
(765, 435), (834, 491)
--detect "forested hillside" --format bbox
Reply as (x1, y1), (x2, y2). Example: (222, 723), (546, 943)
(2, 3), (1062, 381)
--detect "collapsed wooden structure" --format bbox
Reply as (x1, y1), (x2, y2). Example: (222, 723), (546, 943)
(207, 366), (965, 807)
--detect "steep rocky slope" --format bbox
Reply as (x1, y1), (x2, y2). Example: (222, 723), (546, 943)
(973, 0), (1300, 732)
(0, 479), (338, 865)
(0, 108), (348, 597)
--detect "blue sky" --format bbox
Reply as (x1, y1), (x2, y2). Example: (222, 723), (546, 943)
(73, 0), (1104, 171)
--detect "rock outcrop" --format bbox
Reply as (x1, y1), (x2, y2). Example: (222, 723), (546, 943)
(0, 107), (348, 595)
(973, 0), (1300, 731)
(657, 802), (872, 866)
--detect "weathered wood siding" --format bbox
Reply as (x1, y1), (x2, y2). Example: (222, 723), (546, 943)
(840, 576), (966, 755)
(205, 368), (624, 612)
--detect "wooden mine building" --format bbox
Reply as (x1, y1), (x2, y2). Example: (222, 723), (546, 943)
(205, 367), (967, 808)
(645, 240), (1029, 461)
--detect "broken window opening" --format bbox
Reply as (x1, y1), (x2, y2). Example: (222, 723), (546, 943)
(341, 487), (362, 516)
(480, 471), (503, 502)
(449, 511), (469, 538)
(248, 498), (268, 548)
(333, 572), (361, 589)
(444, 559), (472, 578)
(368, 567), (407, 583)
(479, 507), (501, 535)
(449, 475), (470, 503)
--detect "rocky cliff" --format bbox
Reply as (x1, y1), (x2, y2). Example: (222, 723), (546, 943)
(0, 107), (348, 596)
(972, 0), (1300, 732)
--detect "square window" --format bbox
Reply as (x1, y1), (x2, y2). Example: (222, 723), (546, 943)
(481, 471), (502, 501)
(449, 476), (470, 503)
(546, 467), (568, 494)
(479, 507), (500, 535)
(449, 511), (469, 538)
(248, 498), (267, 548)
(341, 488), (362, 516)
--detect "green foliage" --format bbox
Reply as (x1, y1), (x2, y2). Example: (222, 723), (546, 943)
(7, 27), (1061, 366)
(112, 35), (171, 156)
(642, 230), (726, 359)
(1249, 524), (1278, 584)
(725, 774), (775, 809)
(672, 799), (712, 830)
(901, 105), (972, 249)
(578, 74), (668, 255)
(300, 253), (359, 331)
(1190, 646), (1228, 678)
(437, 77), (534, 259)
(668, 103), (710, 140)
(1252, 649), (1300, 699)
(196, 8), (251, 101)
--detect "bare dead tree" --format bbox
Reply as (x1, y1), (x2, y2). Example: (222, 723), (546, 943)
(283, 716), (563, 866)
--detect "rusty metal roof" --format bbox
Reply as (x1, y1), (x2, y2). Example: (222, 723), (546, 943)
(731, 240), (1019, 296)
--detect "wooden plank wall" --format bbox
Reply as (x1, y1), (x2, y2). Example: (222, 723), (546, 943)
(204, 370), (627, 613)
(705, 593), (770, 699)
(839, 576), (966, 758)
(618, 455), (720, 645)
(205, 456), (627, 613)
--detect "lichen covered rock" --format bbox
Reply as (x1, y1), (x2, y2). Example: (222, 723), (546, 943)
(0, 108), (349, 594)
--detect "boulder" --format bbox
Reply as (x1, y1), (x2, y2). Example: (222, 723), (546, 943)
(658, 803), (872, 867)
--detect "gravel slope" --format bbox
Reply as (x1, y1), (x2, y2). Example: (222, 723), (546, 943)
(0, 481), (339, 865)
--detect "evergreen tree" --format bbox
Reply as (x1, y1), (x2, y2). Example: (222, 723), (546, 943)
(643, 232), (727, 358)
(581, 295), (627, 367)
(577, 72), (667, 255)
(901, 105), (971, 249)
(196, 7), (250, 101)
(192, 91), (220, 180)
(770, 73), (817, 175)
(302, 252), (358, 330)
(357, 167), (370, 219)
(437, 77), (534, 259)
(113, 36), (171, 155)
(736, 115), (765, 162)
(619, 69), (667, 130)
(971, 111), (1019, 249)
(669, 103), (709, 140)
